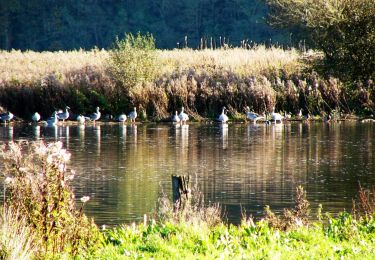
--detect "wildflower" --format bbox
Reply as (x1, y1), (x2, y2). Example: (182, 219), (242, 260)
(80, 196), (90, 203)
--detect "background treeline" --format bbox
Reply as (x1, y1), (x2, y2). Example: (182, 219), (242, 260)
(0, 0), (286, 51)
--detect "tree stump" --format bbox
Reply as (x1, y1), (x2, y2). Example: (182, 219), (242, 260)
(171, 175), (191, 211)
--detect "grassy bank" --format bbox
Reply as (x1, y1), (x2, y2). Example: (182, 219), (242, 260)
(1, 141), (375, 258)
(1, 47), (372, 121)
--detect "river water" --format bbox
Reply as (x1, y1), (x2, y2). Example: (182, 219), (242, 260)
(0, 121), (374, 225)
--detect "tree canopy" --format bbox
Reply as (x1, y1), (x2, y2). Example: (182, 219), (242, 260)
(0, 0), (286, 51)
(264, 0), (375, 81)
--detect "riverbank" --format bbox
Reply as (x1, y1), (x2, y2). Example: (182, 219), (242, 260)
(1, 47), (373, 121)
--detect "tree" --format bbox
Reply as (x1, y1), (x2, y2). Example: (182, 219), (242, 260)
(264, 0), (375, 81)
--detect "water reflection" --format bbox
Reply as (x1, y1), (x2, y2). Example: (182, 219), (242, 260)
(0, 122), (374, 225)
(33, 125), (40, 139)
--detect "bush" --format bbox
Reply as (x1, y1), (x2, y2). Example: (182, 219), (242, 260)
(0, 141), (102, 258)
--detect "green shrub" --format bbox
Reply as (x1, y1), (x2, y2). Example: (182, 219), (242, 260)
(109, 32), (157, 90)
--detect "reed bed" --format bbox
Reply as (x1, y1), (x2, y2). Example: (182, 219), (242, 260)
(0, 47), (372, 119)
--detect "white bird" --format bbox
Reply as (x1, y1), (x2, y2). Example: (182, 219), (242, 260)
(46, 111), (58, 126)
(179, 106), (189, 124)
(118, 114), (127, 123)
(172, 111), (180, 123)
(57, 106), (70, 122)
(244, 106), (264, 123)
(284, 111), (292, 119)
(87, 107), (101, 123)
(128, 107), (137, 123)
(32, 112), (41, 122)
(298, 109), (303, 119)
(271, 107), (284, 123)
(218, 107), (229, 123)
(76, 114), (85, 124)
(0, 111), (14, 124)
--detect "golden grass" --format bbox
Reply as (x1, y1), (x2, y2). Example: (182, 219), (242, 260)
(0, 46), (304, 85)
(0, 49), (109, 85)
(157, 46), (304, 77)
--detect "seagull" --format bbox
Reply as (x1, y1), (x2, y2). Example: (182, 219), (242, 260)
(271, 107), (284, 123)
(57, 106), (70, 122)
(179, 106), (189, 124)
(87, 107), (101, 123)
(128, 107), (137, 123)
(218, 107), (229, 123)
(46, 111), (58, 126)
(298, 109), (303, 119)
(76, 114), (85, 124)
(0, 111), (14, 124)
(172, 111), (180, 123)
(118, 114), (127, 123)
(244, 106), (264, 123)
(32, 112), (41, 123)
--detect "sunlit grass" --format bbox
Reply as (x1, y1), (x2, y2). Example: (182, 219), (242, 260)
(0, 46), (304, 85)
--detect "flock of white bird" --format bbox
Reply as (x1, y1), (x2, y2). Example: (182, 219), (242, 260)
(0, 105), (307, 126)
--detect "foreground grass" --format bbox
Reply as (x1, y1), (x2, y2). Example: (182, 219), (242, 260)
(97, 214), (375, 259)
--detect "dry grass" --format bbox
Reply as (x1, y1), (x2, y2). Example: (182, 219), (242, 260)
(0, 47), (302, 86)
(157, 46), (304, 77)
(0, 49), (109, 85)
(0, 207), (38, 260)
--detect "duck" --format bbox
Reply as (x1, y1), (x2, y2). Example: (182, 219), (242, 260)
(244, 106), (264, 123)
(31, 112), (41, 123)
(87, 107), (101, 123)
(0, 111), (14, 124)
(118, 114), (127, 123)
(57, 106), (70, 122)
(178, 106), (189, 124)
(172, 111), (180, 123)
(76, 114), (85, 124)
(271, 107), (283, 123)
(218, 107), (229, 123)
(128, 107), (137, 123)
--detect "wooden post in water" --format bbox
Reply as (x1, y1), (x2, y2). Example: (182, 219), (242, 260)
(171, 175), (191, 211)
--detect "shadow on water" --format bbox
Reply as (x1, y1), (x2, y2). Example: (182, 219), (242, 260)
(0, 121), (374, 225)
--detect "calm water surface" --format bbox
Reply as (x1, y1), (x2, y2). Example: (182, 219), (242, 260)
(0, 122), (374, 225)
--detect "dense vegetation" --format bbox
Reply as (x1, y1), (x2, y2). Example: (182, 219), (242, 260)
(1, 141), (375, 258)
(0, 0), (285, 50)
(264, 0), (375, 81)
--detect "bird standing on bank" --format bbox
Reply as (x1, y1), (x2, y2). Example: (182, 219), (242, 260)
(88, 107), (101, 123)
(218, 106), (229, 123)
(76, 115), (85, 124)
(179, 106), (189, 124)
(0, 111), (14, 124)
(271, 107), (283, 124)
(118, 114), (127, 124)
(32, 112), (41, 123)
(128, 107), (137, 123)
(46, 111), (58, 126)
(244, 106), (264, 123)
(172, 111), (180, 123)
(57, 106), (70, 122)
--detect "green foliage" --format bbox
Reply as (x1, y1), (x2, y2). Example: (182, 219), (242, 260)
(264, 0), (375, 81)
(98, 212), (375, 259)
(109, 32), (157, 91)
(0, 141), (102, 258)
